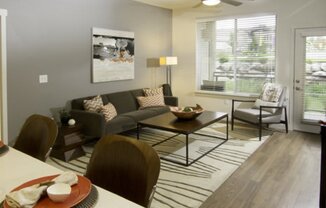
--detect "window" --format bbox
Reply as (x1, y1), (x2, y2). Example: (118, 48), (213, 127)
(303, 36), (326, 121)
(197, 15), (276, 94)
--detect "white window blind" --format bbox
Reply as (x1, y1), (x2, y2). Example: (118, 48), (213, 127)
(197, 15), (276, 94)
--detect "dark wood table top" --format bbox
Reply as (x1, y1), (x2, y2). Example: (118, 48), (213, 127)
(138, 111), (228, 134)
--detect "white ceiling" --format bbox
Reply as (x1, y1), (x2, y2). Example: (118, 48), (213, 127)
(132, 0), (199, 9)
(132, 0), (254, 9)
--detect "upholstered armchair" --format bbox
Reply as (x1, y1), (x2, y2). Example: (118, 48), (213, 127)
(231, 83), (288, 140)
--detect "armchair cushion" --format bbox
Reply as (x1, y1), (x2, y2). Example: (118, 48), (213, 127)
(253, 99), (279, 113)
(234, 108), (282, 124)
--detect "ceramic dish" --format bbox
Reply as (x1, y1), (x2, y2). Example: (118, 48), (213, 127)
(4, 175), (91, 208)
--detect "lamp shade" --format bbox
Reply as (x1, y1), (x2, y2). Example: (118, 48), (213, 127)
(159, 57), (178, 66)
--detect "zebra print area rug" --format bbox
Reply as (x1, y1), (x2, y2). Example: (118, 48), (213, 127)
(46, 123), (270, 208)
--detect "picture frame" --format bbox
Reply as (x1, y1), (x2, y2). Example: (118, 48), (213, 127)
(92, 28), (135, 83)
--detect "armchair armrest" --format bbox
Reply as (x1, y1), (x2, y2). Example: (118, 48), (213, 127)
(259, 105), (285, 110)
(231, 99), (256, 113)
(232, 99), (256, 103)
(164, 96), (178, 106)
(70, 109), (105, 138)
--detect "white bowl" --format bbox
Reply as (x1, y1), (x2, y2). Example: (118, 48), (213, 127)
(47, 183), (71, 202)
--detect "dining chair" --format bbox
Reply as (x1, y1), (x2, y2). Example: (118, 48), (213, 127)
(13, 114), (58, 161)
(231, 83), (288, 140)
(85, 134), (160, 208)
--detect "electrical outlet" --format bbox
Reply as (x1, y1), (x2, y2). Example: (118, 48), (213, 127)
(39, 75), (48, 83)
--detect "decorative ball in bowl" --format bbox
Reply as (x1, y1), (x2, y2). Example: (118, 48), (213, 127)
(171, 104), (204, 120)
(47, 183), (71, 203)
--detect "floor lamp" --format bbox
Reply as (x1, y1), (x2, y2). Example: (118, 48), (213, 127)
(159, 56), (178, 87)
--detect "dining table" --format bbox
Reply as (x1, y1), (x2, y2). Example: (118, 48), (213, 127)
(0, 146), (143, 208)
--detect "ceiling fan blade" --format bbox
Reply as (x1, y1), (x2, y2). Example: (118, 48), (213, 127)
(221, 0), (242, 6)
(192, 2), (203, 8)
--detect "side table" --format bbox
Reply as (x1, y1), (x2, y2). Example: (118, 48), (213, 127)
(50, 124), (86, 162)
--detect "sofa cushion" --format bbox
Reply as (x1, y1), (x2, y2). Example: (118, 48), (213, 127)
(100, 103), (118, 122)
(130, 89), (144, 109)
(106, 91), (138, 114)
(130, 89), (144, 98)
(137, 95), (165, 108)
(143, 106), (170, 114)
(121, 109), (159, 122)
(104, 116), (136, 135)
(83, 95), (104, 112)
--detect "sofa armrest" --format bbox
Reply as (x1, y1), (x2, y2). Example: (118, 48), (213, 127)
(70, 109), (105, 138)
(164, 96), (178, 106)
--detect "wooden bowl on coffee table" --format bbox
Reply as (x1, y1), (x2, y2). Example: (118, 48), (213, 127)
(171, 104), (204, 120)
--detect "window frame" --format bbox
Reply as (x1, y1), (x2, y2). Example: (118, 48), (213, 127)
(196, 13), (278, 97)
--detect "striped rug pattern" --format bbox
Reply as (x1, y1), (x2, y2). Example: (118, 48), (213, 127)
(46, 123), (269, 208)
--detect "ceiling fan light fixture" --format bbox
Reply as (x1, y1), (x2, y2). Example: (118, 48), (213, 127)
(202, 0), (221, 6)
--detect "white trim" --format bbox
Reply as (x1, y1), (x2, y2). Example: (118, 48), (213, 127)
(196, 12), (276, 23)
(292, 27), (326, 133)
(0, 9), (7, 17)
(195, 90), (259, 99)
(0, 9), (8, 144)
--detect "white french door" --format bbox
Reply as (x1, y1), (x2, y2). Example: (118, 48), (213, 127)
(293, 28), (326, 133)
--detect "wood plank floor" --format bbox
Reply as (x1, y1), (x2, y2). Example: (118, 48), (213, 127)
(200, 131), (321, 208)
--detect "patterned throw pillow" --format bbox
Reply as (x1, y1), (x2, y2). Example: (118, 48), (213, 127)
(83, 95), (103, 112)
(100, 103), (117, 122)
(143, 87), (163, 96)
(137, 95), (165, 108)
(260, 83), (283, 102)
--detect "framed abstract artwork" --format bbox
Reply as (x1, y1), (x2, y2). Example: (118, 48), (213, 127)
(92, 28), (135, 83)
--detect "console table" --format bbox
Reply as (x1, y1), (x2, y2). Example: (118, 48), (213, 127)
(50, 124), (85, 162)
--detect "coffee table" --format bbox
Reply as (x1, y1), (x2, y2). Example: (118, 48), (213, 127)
(137, 111), (228, 166)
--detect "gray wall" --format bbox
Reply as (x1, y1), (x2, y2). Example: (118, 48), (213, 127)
(0, 0), (172, 143)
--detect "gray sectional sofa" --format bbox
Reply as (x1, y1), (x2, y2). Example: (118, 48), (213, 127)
(70, 88), (178, 138)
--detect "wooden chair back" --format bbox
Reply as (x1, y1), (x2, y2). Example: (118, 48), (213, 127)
(13, 114), (58, 161)
(85, 134), (160, 207)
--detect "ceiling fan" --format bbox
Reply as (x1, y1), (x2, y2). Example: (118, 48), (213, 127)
(194, 0), (242, 8)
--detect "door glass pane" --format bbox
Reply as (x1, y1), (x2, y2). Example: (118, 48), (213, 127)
(304, 36), (326, 121)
